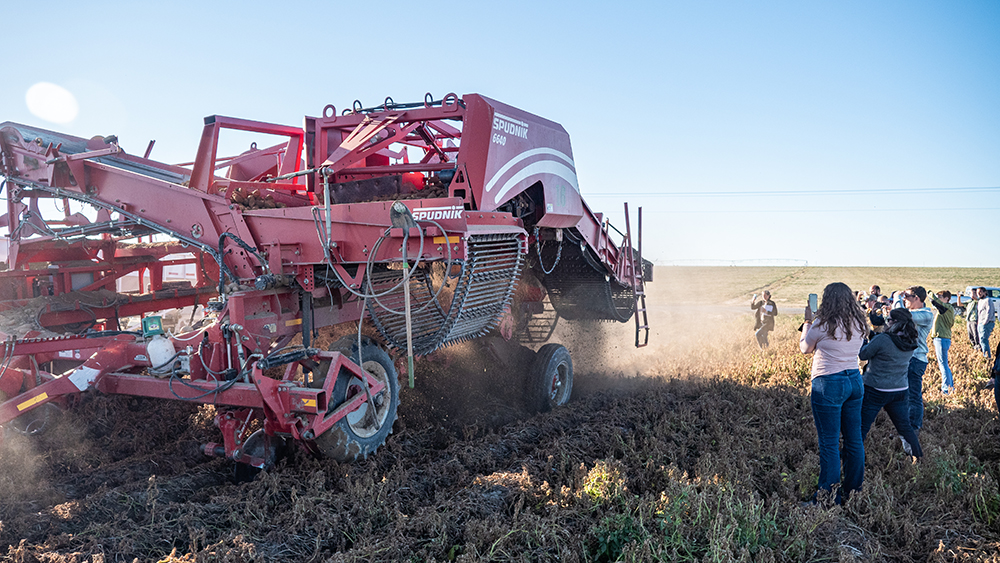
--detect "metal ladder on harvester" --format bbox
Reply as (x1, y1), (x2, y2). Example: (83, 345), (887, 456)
(623, 203), (649, 347)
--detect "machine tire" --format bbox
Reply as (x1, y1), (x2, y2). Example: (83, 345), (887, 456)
(311, 336), (399, 462)
(526, 343), (573, 413)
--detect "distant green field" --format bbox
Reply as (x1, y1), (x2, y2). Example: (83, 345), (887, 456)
(650, 266), (1000, 307)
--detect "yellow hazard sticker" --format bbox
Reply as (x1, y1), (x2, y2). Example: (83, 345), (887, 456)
(433, 236), (461, 244)
(285, 318), (302, 326)
(17, 392), (48, 411)
(302, 398), (317, 408)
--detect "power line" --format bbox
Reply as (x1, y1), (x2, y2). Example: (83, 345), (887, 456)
(585, 186), (1000, 198)
(642, 207), (1000, 214)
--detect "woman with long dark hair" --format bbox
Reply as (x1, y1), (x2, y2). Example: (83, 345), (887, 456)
(800, 282), (868, 503)
(858, 307), (923, 459)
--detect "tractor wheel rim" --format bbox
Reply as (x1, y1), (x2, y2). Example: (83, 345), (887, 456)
(346, 360), (390, 438)
(550, 362), (568, 401)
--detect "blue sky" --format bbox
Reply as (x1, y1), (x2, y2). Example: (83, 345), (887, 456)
(3, 1), (998, 266)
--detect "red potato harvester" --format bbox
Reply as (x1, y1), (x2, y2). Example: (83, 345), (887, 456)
(0, 93), (651, 472)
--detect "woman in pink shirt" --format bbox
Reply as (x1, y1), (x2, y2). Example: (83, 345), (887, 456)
(800, 282), (868, 504)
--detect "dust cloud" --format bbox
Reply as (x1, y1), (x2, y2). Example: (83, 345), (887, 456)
(389, 272), (759, 432)
(0, 404), (87, 516)
(544, 270), (757, 393)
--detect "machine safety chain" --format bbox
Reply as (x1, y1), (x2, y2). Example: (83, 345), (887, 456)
(534, 226), (562, 275)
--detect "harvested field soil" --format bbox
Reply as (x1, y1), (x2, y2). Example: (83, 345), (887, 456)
(3, 267), (1000, 562)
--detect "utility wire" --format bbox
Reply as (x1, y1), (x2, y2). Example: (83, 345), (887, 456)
(585, 186), (1000, 198)
(642, 206), (1000, 214)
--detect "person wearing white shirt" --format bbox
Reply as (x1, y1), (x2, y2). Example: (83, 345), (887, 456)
(978, 287), (996, 360)
(750, 291), (778, 349)
(902, 287), (934, 434)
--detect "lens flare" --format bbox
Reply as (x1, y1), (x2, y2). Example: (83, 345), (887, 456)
(25, 82), (79, 124)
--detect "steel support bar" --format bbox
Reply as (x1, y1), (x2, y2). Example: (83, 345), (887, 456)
(0, 372), (80, 426)
(95, 372), (325, 411)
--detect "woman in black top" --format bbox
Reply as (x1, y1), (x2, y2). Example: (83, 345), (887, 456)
(858, 307), (923, 459)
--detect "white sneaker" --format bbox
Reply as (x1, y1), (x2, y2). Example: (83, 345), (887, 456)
(900, 436), (913, 456)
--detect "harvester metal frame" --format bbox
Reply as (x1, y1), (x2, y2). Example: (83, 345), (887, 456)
(0, 92), (648, 468)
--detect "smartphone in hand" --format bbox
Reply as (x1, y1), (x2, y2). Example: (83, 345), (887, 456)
(808, 293), (818, 314)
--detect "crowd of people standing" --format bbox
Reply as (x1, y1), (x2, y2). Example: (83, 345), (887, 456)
(774, 282), (1000, 504)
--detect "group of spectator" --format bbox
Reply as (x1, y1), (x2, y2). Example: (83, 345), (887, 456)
(794, 282), (999, 505)
(964, 287), (997, 362)
(857, 284), (997, 393)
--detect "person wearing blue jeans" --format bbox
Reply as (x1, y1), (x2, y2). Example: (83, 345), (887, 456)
(933, 338), (952, 392)
(929, 291), (955, 394)
(801, 282), (868, 503)
(901, 287), (933, 432)
(811, 369), (865, 501)
(860, 388), (923, 456)
(906, 358), (928, 430)
(859, 308), (923, 459)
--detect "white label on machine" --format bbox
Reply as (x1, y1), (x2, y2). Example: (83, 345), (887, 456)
(67, 366), (101, 391)
(412, 206), (463, 221)
(492, 113), (530, 139)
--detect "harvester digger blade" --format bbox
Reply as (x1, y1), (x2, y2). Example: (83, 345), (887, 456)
(367, 233), (525, 356)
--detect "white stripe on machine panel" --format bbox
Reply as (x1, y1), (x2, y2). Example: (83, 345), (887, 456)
(491, 160), (579, 206)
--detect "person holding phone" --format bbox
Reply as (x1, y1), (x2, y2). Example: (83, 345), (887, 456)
(800, 282), (868, 504)
(858, 307), (923, 460)
(864, 294), (887, 334)
(751, 290), (778, 349)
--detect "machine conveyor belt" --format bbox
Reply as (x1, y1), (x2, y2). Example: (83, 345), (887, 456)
(366, 233), (525, 356)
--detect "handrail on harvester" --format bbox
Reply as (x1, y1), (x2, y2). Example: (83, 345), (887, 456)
(623, 203), (649, 348)
(189, 116), (305, 193)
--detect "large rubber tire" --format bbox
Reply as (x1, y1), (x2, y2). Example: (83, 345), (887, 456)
(311, 336), (399, 462)
(526, 343), (573, 413)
